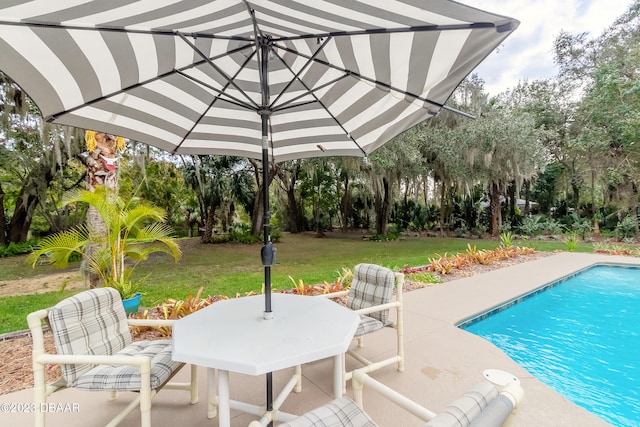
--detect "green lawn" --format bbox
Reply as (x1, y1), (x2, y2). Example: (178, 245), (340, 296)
(0, 232), (591, 334)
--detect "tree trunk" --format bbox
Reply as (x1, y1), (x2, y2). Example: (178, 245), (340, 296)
(590, 169), (596, 217)
(251, 185), (264, 238)
(375, 177), (391, 236)
(185, 209), (194, 238)
(523, 180), (531, 216)
(8, 175), (50, 243)
(340, 176), (351, 231)
(225, 201), (235, 233)
(250, 160), (276, 238)
(85, 132), (120, 288)
(438, 180), (446, 237)
(86, 132), (119, 192)
(286, 185), (301, 233)
(202, 203), (216, 244)
(280, 164), (302, 233)
(508, 182), (516, 220)
(313, 181), (324, 237)
(489, 182), (501, 237)
(0, 183), (6, 246)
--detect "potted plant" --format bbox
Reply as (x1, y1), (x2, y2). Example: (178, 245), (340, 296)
(28, 185), (182, 313)
(106, 273), (144, 315)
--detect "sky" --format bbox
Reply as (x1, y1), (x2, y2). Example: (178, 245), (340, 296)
(459, 0), (634, 95)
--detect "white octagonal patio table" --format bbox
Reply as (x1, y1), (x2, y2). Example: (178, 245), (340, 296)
(172, 292), (360, 427)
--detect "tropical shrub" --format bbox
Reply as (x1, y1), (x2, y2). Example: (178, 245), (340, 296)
(0, 241), (36, 257)
(518, 215), (543, 236)
(568, 213), (592, 239)
(500, 231), (515, 247)
(27, 186), (182, 300)
(565, 234), (579, 252)
(541, 218), (564, 235)
(615, 216), (636, 240)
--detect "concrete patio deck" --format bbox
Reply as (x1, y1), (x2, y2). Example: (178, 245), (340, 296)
(2, 252), (633, 426)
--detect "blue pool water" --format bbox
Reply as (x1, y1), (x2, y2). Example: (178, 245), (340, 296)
(462, 265), (640, 426)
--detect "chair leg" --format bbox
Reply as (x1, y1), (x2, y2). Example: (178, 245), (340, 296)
(29, 312), (48, 427)
(396, 304), (404, 372)
(140, 361), (152, 427)
(207, 368), (218, 419)
(190, 364), (199, 404)
(294, 365), (302, 393)
(396, 274), (405, 372)
(342, 352), (348, 394)
(33, 362), (46, 427)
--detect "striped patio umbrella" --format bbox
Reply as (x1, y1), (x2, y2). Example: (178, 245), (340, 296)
(0, 1), (518, 162)
(0, 0), (518, 420)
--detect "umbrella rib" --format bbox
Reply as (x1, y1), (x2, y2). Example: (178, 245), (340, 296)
(0, 19), (255, 41)
(172, 52), (262, 154)
(43, 65), (199, 122)
(275, 44), (449, 112)
(269, 36), (333, 108)
(177, 32), (260, 110)
(272, 74), (350, 112)
(43, 39), (258, 122)
(271, 22), (512, 42)
(243, 0), (267, 41)
(270, 47), (366, 157)
(0, 20), (513, 43)
(175, 70), (255, 111)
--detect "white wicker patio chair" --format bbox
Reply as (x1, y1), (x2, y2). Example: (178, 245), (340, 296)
(321, 263), (404, 392)
(279, 369), (524, 427)
(27, 287), (198, 427)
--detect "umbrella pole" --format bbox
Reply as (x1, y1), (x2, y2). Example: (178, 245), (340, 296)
(260, 118), (276, 425)
(260, 122), (274, 317)
(258, 34), (275, 425)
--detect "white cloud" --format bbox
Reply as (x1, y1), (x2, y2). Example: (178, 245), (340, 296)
(460, 0), (632, 94)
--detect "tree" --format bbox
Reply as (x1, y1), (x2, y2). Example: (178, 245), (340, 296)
(1, 72), (86, 243)
(458, 107), (547, 236)
(183, 155), (253, 243)
(248, 158), (276, 238)
(122, 152), (194, 235)
(275, 160), (303, 233)
(551, 2), (640, 225)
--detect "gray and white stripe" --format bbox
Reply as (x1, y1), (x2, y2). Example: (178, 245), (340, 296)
(0, 0), (518, 162)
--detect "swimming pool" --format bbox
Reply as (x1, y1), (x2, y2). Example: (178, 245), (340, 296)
(460, 265), (640, 426)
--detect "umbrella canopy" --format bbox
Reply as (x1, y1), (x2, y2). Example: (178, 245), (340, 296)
(0, 0), (518, 163)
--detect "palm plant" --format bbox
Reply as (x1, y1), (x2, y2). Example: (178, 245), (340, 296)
(28, 185), (182, 299)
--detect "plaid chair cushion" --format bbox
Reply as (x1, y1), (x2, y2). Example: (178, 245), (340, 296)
(48, 287), (132, 386)
(425, 381), (499, 427)
(354, 315), (384, 338)
(280, 397), (378, 427)
(348, 264), (395, 324)
(74, 339), (181, 391)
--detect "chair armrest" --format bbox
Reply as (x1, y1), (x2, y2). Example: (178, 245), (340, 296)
(35, 353), (152, 368)
(316, 290), (349, 299)
(352, 368), (437, 421)
(395, 273), (404, 300)
(353, 301), (400, 316)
